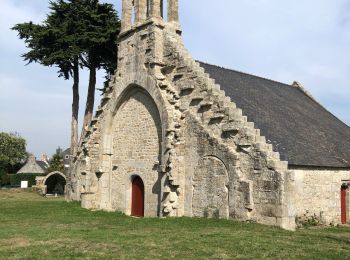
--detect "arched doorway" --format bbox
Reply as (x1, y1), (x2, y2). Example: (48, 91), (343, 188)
(131, 176), (145, 217)
(45, 172), (67, 195)
(341, 186), (348, 224)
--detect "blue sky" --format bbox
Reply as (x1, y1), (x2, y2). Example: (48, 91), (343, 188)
(0, 0), (349, 157)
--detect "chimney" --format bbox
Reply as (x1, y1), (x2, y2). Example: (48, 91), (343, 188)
(41, 154), (49, 163)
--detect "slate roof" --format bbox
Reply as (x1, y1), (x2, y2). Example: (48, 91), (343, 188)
(17, 155), (47, 174)
(199, 62), (350, 168)
(36, 160), (49, 171)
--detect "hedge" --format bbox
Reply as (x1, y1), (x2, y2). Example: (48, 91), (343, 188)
(10, 174), (43, 187)
(0, 173), (43, 187)
(0, 170), (10, 186)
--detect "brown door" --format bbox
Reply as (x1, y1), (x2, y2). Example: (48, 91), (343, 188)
(131, 176), (144, 217)
(341, 186), (348, 224)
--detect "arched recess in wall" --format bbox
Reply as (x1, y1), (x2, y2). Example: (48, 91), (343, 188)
(110, 86), (163, 215)
(106, 83), (168, 161)
(43, 171), (67, 195)
(111, 86), (162, 166)
(192, 156), (229, 219)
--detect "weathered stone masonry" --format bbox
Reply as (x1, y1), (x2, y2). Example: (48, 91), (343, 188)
(292, 168), (350, 225)
(67, 0), (350, 230)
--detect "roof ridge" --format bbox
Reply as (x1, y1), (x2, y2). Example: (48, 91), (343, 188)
(197, 60), (292, 88)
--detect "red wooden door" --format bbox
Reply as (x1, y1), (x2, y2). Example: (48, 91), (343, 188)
(341, 186), (348, 224)
(131, 176), (144, 217)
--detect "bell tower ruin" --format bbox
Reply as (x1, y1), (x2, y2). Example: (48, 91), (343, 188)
(121, 0), (179, 32)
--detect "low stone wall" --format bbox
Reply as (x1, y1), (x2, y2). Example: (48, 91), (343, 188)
(292, 168), (350, 225)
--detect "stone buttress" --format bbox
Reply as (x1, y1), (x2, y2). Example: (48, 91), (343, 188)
(67, 0), (296, 230)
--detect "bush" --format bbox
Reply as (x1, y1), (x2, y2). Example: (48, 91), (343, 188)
(0, 169), (10, 187)
(296, 212), (321, 228)
(9, 174), (42, 187)
(0, 173), (11, 187)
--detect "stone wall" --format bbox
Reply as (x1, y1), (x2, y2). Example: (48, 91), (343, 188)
(159, 27), (296, 229)
(181, 115), (294, 228)
(292, 168), (350, 225)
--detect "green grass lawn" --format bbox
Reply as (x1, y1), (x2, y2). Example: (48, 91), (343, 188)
(0, 189), (349, 259)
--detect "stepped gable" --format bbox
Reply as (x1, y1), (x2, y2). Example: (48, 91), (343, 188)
(199, 61), (350, 168)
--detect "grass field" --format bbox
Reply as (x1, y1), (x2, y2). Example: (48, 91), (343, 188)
(0, 189), (349, 259)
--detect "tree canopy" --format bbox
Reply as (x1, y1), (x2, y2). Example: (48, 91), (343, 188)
(12, 0), (121, 156)
(12, 1), (80, 80)
(0, 132), (27, 170)
(47, 147), (65, 173)
(12, 0), (120, 80)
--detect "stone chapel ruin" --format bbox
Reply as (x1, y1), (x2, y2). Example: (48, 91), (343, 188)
(67, 0), (350, 230)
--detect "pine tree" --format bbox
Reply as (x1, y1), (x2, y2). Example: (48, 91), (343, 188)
(47, 147), (65, 173)
(12, 1), (82, 157)
(12, 0), (121, 158)
(69, 0), (120, 137)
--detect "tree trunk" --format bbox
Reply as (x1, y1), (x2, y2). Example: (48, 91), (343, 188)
(81, 65), (96, 141)
(70, 58), (80, 157)
(67, 58), (79, 200)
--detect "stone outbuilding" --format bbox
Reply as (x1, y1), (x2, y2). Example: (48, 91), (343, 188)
(67, 0), (350, 230)
(17, 154), (48, 175)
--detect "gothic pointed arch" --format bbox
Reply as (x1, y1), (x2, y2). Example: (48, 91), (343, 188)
(100, 85), (164, 216)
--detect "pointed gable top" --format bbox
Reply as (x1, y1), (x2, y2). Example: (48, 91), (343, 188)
(17, 154), (47, 174)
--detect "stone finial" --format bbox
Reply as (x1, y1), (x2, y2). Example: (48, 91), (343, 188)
(150, 0), (162, 18)
(121, 0), (132, 32)
(292, 81), (303, 89)
(167, 0), (179, 22)
(121, 0), (180, 32)
(134, 0), (147, 24)
(292, 81), (316, 101)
